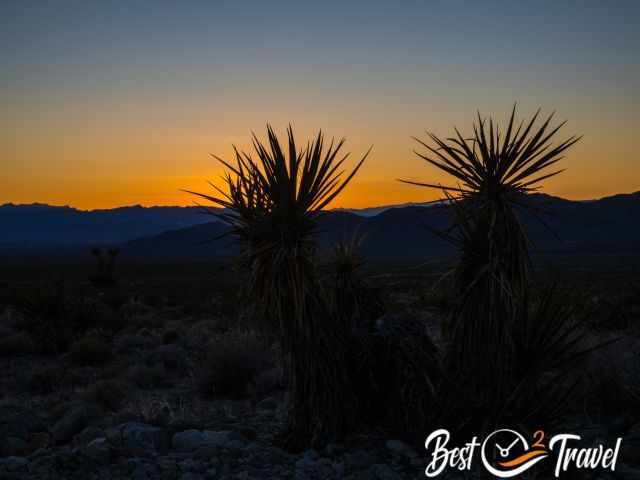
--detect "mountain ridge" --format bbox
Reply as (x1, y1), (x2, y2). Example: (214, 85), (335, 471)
(1, 191), (638, 261)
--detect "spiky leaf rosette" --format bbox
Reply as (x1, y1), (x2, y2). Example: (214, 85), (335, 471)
(401, 106), (580, 428)
(187, 125), (370, 448)
(186, 125), (368, 331)
(402, 105), (580, 292)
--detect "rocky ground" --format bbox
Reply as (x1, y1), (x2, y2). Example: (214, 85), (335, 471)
(1, 267), (639, 479)
(0, 399), (431, 479)
(0, 291), (432, 480)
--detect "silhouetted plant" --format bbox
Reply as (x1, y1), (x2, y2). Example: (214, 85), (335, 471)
(69, 334), (112, 365)
(401, 105), (581, 431)
(325, 230), (384, 331)
(358, 312), (441, 443)
(90, 247), (119, 285)
(0, 332), (35, 357)
(83, 379), (128, 411)
(187, 125), (370, 448)
(15, 284), (76, 354)
(197, 332), (274, 399)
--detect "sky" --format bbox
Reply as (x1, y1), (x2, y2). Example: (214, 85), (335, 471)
(1, 0), (638, 209)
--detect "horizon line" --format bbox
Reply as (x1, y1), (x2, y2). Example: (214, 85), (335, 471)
(2, 190), (639, 213)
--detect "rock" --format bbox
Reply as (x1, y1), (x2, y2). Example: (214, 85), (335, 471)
(324, 443), (345, 456)
(28, 432), (50, 451)
(75, 426), (105, 445)
(256, 397), (278, 411)
(120, 422), (170, 452)
(82, 437), (112, 465)
(51, 405), (89, 445)
(237, 426), (257, 441)
(105, 425), (124, 445)
(367, 464), (403, 480)
(345, 449), (377, 469)
(206, 466), (218, 477)
(128, 457), (160, 480)
(131, 462), (150, 480)
(171, 430), (246, 452)
(0, 456), (29, 473)
(295, 449), (319, 469)
(193, 445), (221, 460)
(147, 345), (188, 372)
(179, 474), (204, 480)
(385, 439), (418, 459)
(115, 334), (152, 354)
(4, 436), (28, 456)
(0, 405), (45, 440)
(245, 444), (289, 467)
(617, 465), (640, 480)
(178, 458), (196, 472)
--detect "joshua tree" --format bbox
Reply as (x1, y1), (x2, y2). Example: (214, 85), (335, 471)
(106, 247), (119, 279)
(187, 125), (370, 448)
(90, 247), (119, 284)
(401, 105), (581, 425)
(91, 247), (105, 275)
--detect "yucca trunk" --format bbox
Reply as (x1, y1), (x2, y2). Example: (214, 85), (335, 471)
(264, 248), (359, 448)
(447, 199), (529, 405)
(285, 287), (359, 447)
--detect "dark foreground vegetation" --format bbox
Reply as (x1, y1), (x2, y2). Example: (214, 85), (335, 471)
(0, 260), (639, 479)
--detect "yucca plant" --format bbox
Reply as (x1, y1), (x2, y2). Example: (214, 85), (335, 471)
(186, 125), (370, 448)
(325, 230), (384, 330)
(401, 105), (581, 427)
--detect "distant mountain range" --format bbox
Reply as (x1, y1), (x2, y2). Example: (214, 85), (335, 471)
(1, 192), (639, 262)
(0, 204), (216, 245)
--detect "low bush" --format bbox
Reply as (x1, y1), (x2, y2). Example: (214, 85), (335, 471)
(27, 366), (64, 394)
(69, 336), (112, 365)
(162, 329), (180, 345)
(127, 364), (167, 390)
(83, 379), (128, 411)
(197, 333), (273, 399)
(0, 332), (34, 356)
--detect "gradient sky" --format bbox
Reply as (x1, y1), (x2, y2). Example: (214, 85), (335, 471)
(1, 0), (638, 209)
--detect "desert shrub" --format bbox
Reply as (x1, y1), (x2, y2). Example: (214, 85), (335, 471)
(114, 333), (153, 355)
(14, 285), (75, 354)
(121, 395), (175, 426)
(184, 319), (229, 350)
(582, 335), (639, 422)
(27, 367), (65, 394)
(252, 366), (285, 398)
(146, 345), (188, 373)
(197, 333), (273, 399)
(121, 297), (153, 319)
(162, 329), (180, 345)
(0, 332), (34, 357)
(83, 379), (128, 411)
(12, 282), (121, 353)
(127, 364), (167, 390)
(69, 335), (112, 365)
(356, 313), (441, 442)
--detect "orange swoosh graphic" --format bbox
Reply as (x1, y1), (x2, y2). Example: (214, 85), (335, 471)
(498, 450), (548, 468)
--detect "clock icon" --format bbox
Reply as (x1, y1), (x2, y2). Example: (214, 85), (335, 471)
(481, 429), (548, 478)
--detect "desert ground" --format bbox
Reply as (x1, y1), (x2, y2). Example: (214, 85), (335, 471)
(0, 257), (639, 479)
